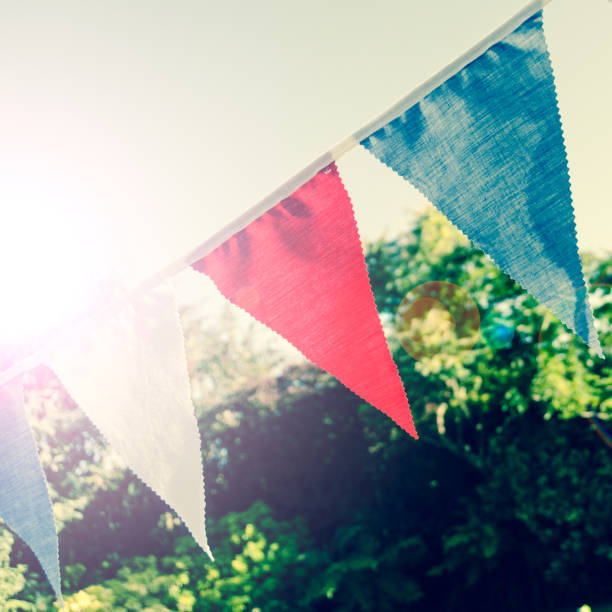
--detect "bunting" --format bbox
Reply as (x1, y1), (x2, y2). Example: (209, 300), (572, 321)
(193, 164), (416, 437)
(361, 11), (601, 355)
(0, 379), (62, 603)
(0, 0), (605, 599)
(46, 283), (211, 559)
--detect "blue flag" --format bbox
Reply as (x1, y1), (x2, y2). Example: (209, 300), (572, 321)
(361, 12), (601, 355)
(0, 379), (62, 603)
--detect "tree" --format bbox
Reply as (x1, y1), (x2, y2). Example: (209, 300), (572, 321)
(4, 209), (611, 611)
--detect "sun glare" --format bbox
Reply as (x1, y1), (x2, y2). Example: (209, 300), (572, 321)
(0, 180), (109, 352)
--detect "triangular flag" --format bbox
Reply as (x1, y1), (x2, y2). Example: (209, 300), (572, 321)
(0, 378), (62, 603)
(47, 282), (211, 557)
(193, 164), (416, 437)
(361, 12), (601, 355)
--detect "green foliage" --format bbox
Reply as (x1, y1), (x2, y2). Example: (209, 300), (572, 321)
(58, 502), (318, 612)
(306, 525), (425, 611)
(0, 527), (34, 611)
(2, 209), (611, 611)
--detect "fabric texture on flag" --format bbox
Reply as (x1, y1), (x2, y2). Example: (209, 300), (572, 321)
(47, 282), (211, 557)
(193, 164), (416, 437)
(361, 12), (601, 356)
(0, 378), (62, 602)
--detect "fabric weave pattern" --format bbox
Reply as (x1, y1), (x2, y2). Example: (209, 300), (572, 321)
(0, 379), (62, 602)
(362, 12), (601, 355)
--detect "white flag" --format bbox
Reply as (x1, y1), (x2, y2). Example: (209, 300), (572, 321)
(47, 282), (210, 557)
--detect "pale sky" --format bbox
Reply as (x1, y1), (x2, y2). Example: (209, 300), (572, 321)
(0, 0), (610, 340)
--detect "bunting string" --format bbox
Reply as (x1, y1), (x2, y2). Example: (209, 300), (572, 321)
(0, 0), (552, 391)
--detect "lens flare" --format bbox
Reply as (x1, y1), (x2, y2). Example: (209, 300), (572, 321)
(0, 177), (110, 363)
(395, 281), (480, 360)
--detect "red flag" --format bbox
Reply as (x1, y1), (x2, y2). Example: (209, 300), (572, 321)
(193, 164), (416, 437)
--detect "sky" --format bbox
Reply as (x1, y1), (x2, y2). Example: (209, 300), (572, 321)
(0, 0), (610, 343)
